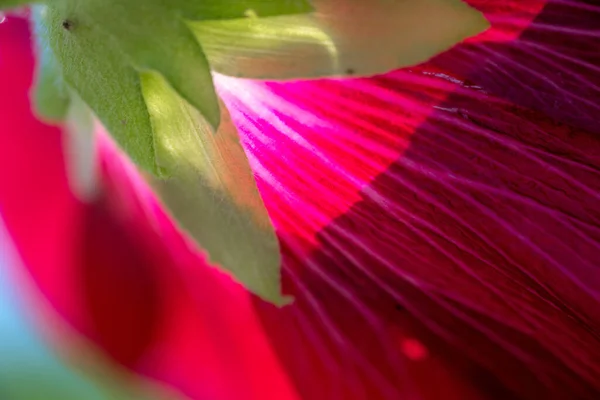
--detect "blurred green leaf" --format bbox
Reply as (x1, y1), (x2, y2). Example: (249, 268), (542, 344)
(63, 90), (98, 200)
(0, 0), (29, 10)
(173, 0), (314, 20)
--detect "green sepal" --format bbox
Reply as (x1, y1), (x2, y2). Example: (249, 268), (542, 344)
(37, 4), (162, 175)
(141, 71), (290, 305)
(69, 0), (221, 131)
(190, 0), (490, 80)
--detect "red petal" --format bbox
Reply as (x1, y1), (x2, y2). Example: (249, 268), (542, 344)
(2, 1), (600, 399)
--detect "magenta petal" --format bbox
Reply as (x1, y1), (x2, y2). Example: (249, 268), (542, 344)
(434, 0), (600, 135)
(2, 1), (600, 400)
(216, 1), (600, 397)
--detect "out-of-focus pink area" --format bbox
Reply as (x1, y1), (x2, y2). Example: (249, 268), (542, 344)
(1, 1), (600, 399)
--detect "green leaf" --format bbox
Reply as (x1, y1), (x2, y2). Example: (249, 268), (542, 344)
(72, 0), (221, 130)
(141, 71), (290, 305)
(35, 0), (226, 175)
(173, 0), (313, 21)
(38, 4), (160, 175)
(189, 0), (490, 80)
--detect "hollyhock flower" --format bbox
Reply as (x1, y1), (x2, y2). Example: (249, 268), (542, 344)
(1, 1), (600, 399)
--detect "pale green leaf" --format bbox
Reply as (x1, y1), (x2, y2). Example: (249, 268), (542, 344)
(189, 0), (490, 80)
(141, 71), (289, 305)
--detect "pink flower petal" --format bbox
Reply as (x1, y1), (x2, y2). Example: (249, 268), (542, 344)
(1, 1), (600, 399)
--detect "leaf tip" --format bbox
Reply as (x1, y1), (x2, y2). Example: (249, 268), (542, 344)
(463, 3), (491, 38)
(273, 294), (294, 308)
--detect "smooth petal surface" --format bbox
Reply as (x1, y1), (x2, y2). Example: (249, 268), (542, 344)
(191, 0), (489, 80)
(2, 1), (600, 400)
(0, 234), (170, 400)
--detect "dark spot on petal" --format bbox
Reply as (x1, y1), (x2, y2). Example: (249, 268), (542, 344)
(346, 68), (355, 75)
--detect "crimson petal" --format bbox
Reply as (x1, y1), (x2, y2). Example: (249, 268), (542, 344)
(2, 1), (600, 399)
